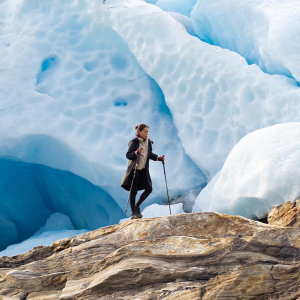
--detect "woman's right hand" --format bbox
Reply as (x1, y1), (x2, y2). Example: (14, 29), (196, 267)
(136, 147), (142, 154)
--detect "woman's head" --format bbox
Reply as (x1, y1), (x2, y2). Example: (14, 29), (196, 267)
(135, 123), (149, 140)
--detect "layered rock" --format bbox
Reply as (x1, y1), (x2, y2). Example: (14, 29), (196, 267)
(268, 199), (300, 227)
(0, 212), (300, 299)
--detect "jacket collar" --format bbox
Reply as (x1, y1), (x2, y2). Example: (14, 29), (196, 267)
(137, 137), (148, 143)
(132, 137), (152, 144)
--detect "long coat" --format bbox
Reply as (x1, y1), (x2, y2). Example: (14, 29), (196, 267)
(121, 138), (158, 191)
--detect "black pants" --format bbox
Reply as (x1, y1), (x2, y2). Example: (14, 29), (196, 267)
(129, 169), (152, 212)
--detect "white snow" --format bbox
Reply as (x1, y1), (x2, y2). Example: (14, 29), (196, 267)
(191, 0), (300, 82)
(193, 123), (300, 219)
(192, 172), (220, 214)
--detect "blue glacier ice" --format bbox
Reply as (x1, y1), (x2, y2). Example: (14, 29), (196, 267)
(155, 0), (197, 17)
(99, 0), (300, 177)
(0, 158), (123, 251)
(167, 12), (198, 37)
(143, 0), (198, 37)
(0, 213), (88, 256)
(0, 0), (300, 255)
(191, 0), (300, 82)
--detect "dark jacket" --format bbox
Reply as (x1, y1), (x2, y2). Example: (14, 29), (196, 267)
(121, 138), (158, 191)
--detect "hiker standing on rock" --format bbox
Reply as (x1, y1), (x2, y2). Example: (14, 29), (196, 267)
(121, 123), (165, 219)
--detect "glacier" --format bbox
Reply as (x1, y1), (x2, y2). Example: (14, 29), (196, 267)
(0, 0), (205, 252)
(193, 123), (300, 219)
(98, 0), (300, 177)
(0, 0), (300, 254)
(191, 0), (300, 82)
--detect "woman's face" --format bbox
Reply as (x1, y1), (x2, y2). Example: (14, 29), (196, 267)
(139, 127), (149, 140)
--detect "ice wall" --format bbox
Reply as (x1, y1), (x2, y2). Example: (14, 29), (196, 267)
(96, 0), (300, 178)
(0, 0), (205, 251)
(193, 123), (300, 219)
(191, 0), (300, 82)
(0, 0), (204, 200)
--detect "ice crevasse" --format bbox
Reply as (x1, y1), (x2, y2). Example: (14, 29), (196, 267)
(0, 0), (300, 252)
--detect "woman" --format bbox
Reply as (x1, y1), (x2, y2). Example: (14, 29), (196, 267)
(121, 124), (165, 219)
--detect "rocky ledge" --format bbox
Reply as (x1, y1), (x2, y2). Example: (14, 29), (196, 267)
(1, 211), (300, 299)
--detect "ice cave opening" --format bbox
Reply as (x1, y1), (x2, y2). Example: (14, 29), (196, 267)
(0, 157), (124, 252)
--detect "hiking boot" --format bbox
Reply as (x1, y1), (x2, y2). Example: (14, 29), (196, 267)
(131, 212), (140, 219)
(135, 206), (143, 218)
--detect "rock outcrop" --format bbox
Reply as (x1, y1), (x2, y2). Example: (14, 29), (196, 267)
(268, 199), (300, 227)
(1, 212), (300, 299)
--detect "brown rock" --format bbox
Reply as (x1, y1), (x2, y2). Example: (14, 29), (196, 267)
(203, 263), (275, 299)
(0, 212), (300, 299)
(204, 262), (300, 300)
(268, 199), (300, 227)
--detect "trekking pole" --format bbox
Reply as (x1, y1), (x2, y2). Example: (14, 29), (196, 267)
(161, 156), (171, 215)
(125, 154), (140, 214)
